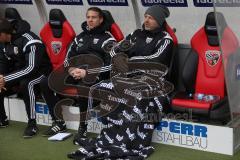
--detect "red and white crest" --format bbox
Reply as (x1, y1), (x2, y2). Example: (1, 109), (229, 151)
(205, 50), (221, 67)
(51, 41), (62, 55)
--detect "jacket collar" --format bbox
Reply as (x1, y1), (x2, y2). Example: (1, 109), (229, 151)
(141, 23), (165, 36)
(81, 21), (107, 34)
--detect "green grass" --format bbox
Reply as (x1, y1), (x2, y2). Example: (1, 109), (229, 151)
(0, 121), (239, 160)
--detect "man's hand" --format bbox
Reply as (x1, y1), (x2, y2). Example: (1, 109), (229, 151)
(0, 75), (6, 93)
(68, 67), (87, 80)
(112, 53), (129, 73)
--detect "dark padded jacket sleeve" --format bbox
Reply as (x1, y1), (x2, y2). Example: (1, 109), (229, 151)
(125, 29), (174, 67)
(4, 34), (45, 83)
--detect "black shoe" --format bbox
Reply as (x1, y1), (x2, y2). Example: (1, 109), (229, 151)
(42, 120), (67, 137)
(67, 150), (85, 159)
(0, 118), (9, 128)
(73, 126), (87, 145)
(68, 150), (104, 160)
(23, 120), (38, 138)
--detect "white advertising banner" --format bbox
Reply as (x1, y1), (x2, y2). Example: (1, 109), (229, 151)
(7, 98), (105, 131)
(7, 98), (28, 123)
(8, 98), (235, 155)
(152, 119), (233, 155)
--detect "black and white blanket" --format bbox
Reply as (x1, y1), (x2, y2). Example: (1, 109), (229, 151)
(68, 69), (173, 160)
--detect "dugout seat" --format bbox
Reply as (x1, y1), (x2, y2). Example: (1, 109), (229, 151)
(102, 10), (124, 42)
(171, 12), (239, 121)
(164, 22), (178, 83)
(40, 9), (76, 70)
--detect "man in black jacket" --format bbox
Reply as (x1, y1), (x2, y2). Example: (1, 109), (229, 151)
(111, 5), (173, 70)
(0, 19), (13, 128)
(0, 18), (52, 138)
(67, 5), (174, 160)
(62, 7), (115, 142)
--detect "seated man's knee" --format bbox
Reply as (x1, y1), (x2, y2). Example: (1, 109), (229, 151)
(39, 76), (48, 90)
(19, 79), (30, 93)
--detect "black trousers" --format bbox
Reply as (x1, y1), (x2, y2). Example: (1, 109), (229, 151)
(19, 74), (45, 120)
(0, 95), (7, 121)
(0, 61), (15, 121)
(0, 72), (45, 121)
(39, 76), (60, 121)
(0, 86), (18, 121)
(40, 76), (92, 123)
(76, 97), (88, 127)
(64, 76), (101, 128)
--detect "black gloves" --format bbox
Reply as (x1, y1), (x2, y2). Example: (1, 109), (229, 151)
(111, 40), (134, 73)
(102, 40), (134, 73)
(3, 43), (20, 60)
(102, 40), (117, 53)
(112, 53), (128, 73)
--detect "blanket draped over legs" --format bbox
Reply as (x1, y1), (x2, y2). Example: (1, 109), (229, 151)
(68, 69), (173, 160)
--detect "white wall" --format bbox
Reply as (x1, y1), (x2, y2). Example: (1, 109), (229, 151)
(0, 1), (240, 44)
(0, 4), (8, 18)
(42, 1), (136, 35)
(136, 1), (211, 43)
(0, 1), (44, 35)
(136, 1), (240, 43)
